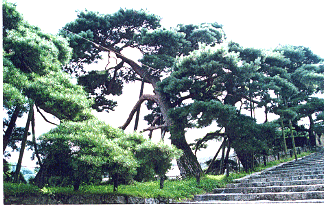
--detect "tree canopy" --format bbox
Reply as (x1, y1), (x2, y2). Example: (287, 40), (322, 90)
(3, 2), (324, 183)
(3, 2), (182, 190)
(60, 8), (226, 177)
(58, 7), (324, 175)
(3, 1), (95, 156)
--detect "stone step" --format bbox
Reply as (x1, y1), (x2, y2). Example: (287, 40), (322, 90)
(261, 170), (324, 176)
(213, 184), (324, 194)
(264, 167), (324, 174)
(278, 164), (324, 169)
(281, 163), (324, 167)
(227, 179), (324, 188)
(269, 168), (324, 174)
(236, 174), (324, 183)
(185, 199), (324, 204)
(194, 191), (324, 202)
(191, 150), (324, 203)
(284, 158), (324, 162)
(275, 163), (324, 168)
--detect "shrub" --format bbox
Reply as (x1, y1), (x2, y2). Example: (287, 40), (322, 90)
(35, 118), (182, 191)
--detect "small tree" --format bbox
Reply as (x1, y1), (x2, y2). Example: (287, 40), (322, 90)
(135, 141), (182, 189)
(36, 119), (138, 191)
(36, 118), (182, 190)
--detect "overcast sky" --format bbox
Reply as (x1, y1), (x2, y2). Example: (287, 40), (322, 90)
(6, 0), (324, 168)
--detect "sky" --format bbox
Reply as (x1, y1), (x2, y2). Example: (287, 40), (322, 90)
(5, 0), (324, 169)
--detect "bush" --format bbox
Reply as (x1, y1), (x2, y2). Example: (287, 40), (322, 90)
(135, 141), (183, 188)
(35, 118), (182, 191)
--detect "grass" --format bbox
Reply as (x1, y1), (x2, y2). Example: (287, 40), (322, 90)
(3, 175), (231, 201)
(3, 150), (314, 202)
(3, 174), (244, 201)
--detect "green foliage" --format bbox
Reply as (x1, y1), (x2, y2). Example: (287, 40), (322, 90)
(135, 141), (182, 179)
(231, 117), (280, 157)
(77, 71), (121, 112)
(59, 8), (162, 111)
(61, 8), (161, 72)
(4, 150), (313, 201)
(61, 9), (227, 114)
(3, 0), (92, 122)
(177, 23), (226, 51)
(2, 1), (23, 36)
(3, 175), (230, 200)
(38, 118), (182, 190)
(2, 55), (29, 110)
(38, 119), (136, 188)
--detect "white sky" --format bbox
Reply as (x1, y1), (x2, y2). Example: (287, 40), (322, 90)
(5, 0), (324, 168)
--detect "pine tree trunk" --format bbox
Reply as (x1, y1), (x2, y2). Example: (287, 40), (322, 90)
(14, 103), (34, 183)
(219, 139), (227, 174)
(73, 179), (81, 191)
(223, 140), (231, 175)
(170, 124), (202, 178)
(308, 115), (317, 147)
(134, 80), (145, 131)
(31, 110), (42, 166)
(113, 173), (119, 192)
(3, 106), (21, 153)
(235, 152), (255, 172)
(289, 120), (298, 161)
(205, 139), (225, 174)
(117, 56), (203, 178)
(159, 175), (165, 189)
(280, 117), (288, 156)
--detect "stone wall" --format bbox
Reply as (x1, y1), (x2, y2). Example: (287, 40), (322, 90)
(4, 194), (175, 205)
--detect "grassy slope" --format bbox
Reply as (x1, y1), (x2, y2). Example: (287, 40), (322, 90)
(3, 151), (313, 202)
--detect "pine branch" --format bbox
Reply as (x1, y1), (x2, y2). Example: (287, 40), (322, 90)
(141, 124), (168, 133)
(119, 94), (158, 130)
(35, 106), (59, 126)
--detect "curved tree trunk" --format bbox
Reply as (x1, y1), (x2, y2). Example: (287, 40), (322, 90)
(170, 124), (202, 178)
(98, 47), (203, 177)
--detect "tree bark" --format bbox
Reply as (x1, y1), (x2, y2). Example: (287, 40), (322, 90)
(3, 106), (21, 153)
(170, 123), (202, 178)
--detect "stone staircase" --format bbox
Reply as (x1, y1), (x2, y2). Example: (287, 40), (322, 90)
(191, 149), (324, 203)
